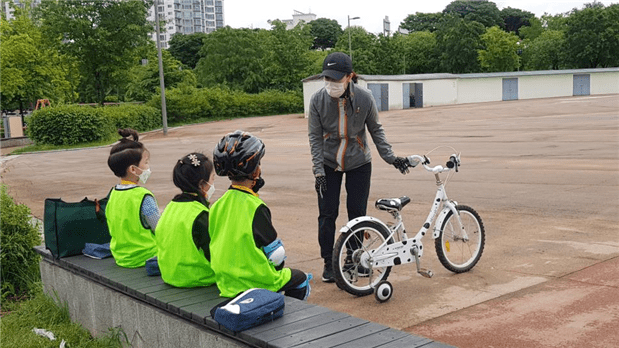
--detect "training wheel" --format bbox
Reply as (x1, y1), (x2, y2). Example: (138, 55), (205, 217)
(374, 281), (393, 303)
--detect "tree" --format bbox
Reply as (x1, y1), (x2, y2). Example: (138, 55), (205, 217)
(334, 26), (378, 74)
(478, 26), (520, 72)
(373, 34), (406, 75)
(522, 30), (565, 70)
(435, 18), (485, 73)
(125, 47), (197, 102)
(541, 13), (569, 32)
(37, 0), (153, 105)
(443, 0), (502, 28)
(519, 17), (544, 41)
(563, 3), (619, 68)
(262, 21), (313, 91)
(309, 18), (343, 50)
(400, 12), (444, 33)
(168, 32), (208, 69)
(500, 7), (535, 36)
(195, 27), (270, 93)
(399, 31), (438, 74)
(0, 4), (75, 113)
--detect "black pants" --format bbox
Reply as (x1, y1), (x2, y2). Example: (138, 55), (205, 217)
(278, 268), (309, 300)
(317, 163), (372, 263)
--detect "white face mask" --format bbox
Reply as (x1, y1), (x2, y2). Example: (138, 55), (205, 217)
(325, 80), (347, 98)
(206, 182), (215, 201)
(135, 166), (151, 184)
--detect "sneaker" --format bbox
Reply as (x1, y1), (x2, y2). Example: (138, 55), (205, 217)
(322, 263), (335, 283)
(343, 262), (370, 278)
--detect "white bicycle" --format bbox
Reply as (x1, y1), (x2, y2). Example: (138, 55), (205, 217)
(333, 148), (485, 302)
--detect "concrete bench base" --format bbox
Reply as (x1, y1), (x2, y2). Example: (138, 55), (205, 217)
(36, 246), (452, 348)
(40, 257), (245, 348)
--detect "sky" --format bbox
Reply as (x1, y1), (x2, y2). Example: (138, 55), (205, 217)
(223, 0), (617, 34)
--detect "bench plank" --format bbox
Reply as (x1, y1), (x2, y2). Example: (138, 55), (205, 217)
(253, 310), (350, 342)
(291, 322), (390, 348)
(169, 291), (223, 317)
(332, 328), (411, 348)
(280, 297), (314, 314)
(375, 334), (434, 348)
(242, 304), (332, 336)
(268, 316), (368, 348)
(61, 255), (116, 271)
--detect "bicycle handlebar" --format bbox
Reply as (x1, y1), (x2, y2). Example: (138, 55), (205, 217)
(406, 154), (460, 174)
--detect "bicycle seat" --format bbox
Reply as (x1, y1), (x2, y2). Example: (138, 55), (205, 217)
(375, 196), (411, 212)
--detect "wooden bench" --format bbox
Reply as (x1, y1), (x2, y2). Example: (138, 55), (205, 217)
(35, 246), (453, 348)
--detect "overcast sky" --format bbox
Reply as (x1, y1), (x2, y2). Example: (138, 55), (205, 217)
(224, 0), (617, 34)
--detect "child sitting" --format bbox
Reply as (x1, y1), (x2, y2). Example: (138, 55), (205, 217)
(106, 129), (158, 268)
(156, 153), (216, 287)
(209, 130), (311, 300)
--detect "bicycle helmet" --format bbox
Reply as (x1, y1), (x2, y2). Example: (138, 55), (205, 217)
(213, 130), (265, 178)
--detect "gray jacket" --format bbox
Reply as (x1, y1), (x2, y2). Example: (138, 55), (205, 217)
(308, 81), (396, 176)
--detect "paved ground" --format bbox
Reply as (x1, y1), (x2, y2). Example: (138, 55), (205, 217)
(1, 94), (618, 347)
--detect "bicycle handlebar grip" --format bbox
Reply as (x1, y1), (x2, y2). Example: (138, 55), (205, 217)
(406, 155), (422, 168)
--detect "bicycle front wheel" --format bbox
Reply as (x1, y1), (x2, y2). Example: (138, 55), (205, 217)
(333, 220), (392, 297)
(435, 205), (485, 273)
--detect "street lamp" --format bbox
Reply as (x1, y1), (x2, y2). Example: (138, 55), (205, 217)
(348, 15), (360, 62)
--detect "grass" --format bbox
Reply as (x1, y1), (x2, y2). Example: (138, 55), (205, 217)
(1, 285), (129, 348)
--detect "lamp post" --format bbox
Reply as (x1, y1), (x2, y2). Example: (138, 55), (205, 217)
(154, 1), (168, 135)
(348, 15), (360, 62)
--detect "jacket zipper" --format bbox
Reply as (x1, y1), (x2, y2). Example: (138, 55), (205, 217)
(336, 99), (347, 171)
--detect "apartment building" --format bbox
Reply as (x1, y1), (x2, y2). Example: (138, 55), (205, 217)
(1, 0), (41, 20)
(148, 0), (225, 48)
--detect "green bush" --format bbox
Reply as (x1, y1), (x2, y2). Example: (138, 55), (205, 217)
(1, 185), (42, 300)
(27, 105), (115, 145)
(148, 86), (303, 123)
(147, 84), (211, 124)
(104, 104), (162, 131)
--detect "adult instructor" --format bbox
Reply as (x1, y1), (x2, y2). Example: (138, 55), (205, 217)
(308, 52), (410, 283)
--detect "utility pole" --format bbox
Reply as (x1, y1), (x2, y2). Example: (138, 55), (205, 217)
(348, 15), (360, 62)
(154, 1), (168, 135)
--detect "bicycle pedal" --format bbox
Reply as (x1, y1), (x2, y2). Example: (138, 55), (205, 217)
(418, 269), (433, 278)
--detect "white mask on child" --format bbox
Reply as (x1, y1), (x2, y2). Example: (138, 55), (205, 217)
(206, 183), (215, 201)
(325, 80), (346, 98)
(135, 166), (151, 184)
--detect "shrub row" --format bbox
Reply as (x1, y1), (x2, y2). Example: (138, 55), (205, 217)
(27, 104), (161, 146)
(27, 87), (302, 146)
(147, 85), (303, 124)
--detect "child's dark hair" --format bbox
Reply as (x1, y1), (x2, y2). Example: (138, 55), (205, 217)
(173, 152), (214, 205)
(108, 129), (147, 178)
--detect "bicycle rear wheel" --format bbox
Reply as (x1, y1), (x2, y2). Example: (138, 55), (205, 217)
(333, 220), (392, 296)
(435, 205), (485, 273)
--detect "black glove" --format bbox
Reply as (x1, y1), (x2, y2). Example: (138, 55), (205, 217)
(393, 157), (410, 174)
(315, 175), (327, 198)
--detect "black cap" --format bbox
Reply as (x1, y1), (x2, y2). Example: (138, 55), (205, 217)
(320, 52), (353, 80)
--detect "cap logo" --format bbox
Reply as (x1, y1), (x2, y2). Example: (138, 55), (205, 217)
(327, 62), (337, 66)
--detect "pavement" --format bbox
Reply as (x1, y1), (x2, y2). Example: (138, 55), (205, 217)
(1, 94), (618, 347)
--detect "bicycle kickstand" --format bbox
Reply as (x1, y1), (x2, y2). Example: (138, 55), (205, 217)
(411, 246), (433, 278)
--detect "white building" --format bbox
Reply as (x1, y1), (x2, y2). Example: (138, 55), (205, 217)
(302, 68), (619, 117)
(148, 0), (224, 48)
(269, 10), (316, 29)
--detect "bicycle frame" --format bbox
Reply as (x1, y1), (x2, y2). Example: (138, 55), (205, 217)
(339, 155), (469, 271)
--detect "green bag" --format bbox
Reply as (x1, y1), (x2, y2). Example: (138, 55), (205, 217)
(44, 195), (110, 259)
